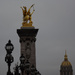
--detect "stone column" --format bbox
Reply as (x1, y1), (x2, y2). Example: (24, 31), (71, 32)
(17, 27), (38, 68)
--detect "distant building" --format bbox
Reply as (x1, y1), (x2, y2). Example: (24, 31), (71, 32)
(60, 51), (73, 75)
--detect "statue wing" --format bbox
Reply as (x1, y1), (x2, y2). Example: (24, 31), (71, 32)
(27, 4), (35, 14)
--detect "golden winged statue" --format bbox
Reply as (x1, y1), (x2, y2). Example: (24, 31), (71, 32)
(21, 4), (35, 27)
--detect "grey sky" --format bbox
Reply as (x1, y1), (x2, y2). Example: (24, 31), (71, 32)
(0, 0), (75, 75)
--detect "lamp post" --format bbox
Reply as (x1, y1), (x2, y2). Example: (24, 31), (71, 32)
(20, 54), (31, 75)
(25, 60), (30, 75)
(20, 54), (25, 75)
(5, 40), (14, 75)
(19, 54), (41, 75)
(5, 40), (41, 75)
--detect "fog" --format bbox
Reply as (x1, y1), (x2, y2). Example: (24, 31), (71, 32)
(0, 0), (75, 75)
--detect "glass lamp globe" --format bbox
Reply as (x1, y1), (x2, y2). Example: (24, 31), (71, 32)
(5, 40), (14, 54)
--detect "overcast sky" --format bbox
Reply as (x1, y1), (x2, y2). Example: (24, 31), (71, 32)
(0, 0), (75, 75)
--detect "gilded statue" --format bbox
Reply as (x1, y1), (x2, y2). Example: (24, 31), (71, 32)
(21, 4), (35, 27)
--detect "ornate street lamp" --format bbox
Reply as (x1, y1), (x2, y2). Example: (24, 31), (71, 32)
(19, 54), (41, 75)
(25, 60), (30, 75)
(5, 40), (41, 75)
(20, 54), (25, 75)
(20, 54), (31, 75)
(5, 40), (14, 54)
(5, 40), (14, 75)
